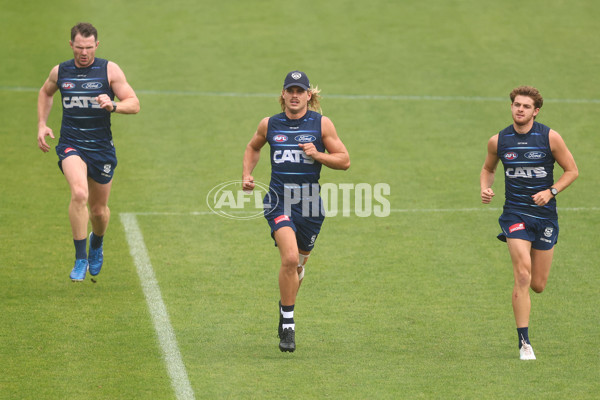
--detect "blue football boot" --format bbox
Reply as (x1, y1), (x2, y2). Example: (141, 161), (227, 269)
(70, 259), (89, 282)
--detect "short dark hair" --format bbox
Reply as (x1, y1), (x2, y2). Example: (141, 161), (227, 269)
(510, 86), (543, 109)
(71, 22), (98, 41)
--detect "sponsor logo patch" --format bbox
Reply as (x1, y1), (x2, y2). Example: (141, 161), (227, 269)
(64, 147), (76, 154)
(274, 215), (290, 224)
(525, 151), (546, 160)
(295, 134), (316, 143)
(509, 222), (525, 233)
(82, 82), (103, 90)
(504, 152), (518, 160)
(61, 82), (76, 89)
(273, 134), (288, 143)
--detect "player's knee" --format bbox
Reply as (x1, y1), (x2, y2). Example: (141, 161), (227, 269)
(531, 285), (545, 294)
(280, 253), (298, 270)
(89, 204), (109, 219)
(514, 268), (531, 288)
(530, 281), (546, 293)
(71, 186), (88, 204)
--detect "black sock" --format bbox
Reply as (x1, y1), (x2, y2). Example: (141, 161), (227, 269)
(517, 327), (530, 348)
(74, 238), (87, 260)
(90, 232), (104, 249)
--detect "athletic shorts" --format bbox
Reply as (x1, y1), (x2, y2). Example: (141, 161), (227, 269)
(497, 212), (559, 250)
(56, 143), (117, 184)
(265, 210), (324, 252)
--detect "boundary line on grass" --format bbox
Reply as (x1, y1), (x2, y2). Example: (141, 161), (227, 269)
(120, 213), (195, 400)
(124, 207), (600, 217)
(2, 86), (600, 104)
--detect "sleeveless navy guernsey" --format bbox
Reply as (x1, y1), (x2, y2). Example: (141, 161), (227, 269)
(267, 110), (324, 189)
(265, 110), (325, 217)
(57, 58), (114, 152)
(497, 121), (556, 219)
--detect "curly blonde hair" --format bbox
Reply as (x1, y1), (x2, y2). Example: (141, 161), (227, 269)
(279, 86), (322, 114)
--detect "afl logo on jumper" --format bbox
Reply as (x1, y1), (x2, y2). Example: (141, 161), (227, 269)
(295, 134), (316, 143)
(504, 152), (518, 160)
(273, 134), (288, 143)
(82, 82), (103, 90)
(62, 82), (76, 90)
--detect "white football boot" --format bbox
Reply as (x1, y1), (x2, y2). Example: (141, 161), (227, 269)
(519, 336), (536, 360)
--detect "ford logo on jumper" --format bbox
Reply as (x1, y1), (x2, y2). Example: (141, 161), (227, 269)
(82, 82), (103, 90)
(295, 135), (316, 143)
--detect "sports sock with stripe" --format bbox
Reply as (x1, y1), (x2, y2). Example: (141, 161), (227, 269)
(281, 304), (295, 331)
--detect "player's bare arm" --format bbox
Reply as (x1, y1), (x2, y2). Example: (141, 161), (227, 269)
(37, 66), (60, 152)
(242, 117), (269, 191)
(96, 61), (139, 114)
(531, 130), (579, 206)
(480, 134), (499, 204)
(299, 116), (350, 170)
(549, 130), (579, 191)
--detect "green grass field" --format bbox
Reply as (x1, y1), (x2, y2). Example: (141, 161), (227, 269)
(1, 1), (599, 399)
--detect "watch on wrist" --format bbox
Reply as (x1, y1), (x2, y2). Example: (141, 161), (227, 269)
(550, 187), (558, 197)
(111, 101), (117, 113)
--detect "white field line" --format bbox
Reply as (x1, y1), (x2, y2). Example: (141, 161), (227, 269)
(2, 85), (600, 104)
(125, 207), (600, 217)
(120, 213), (195, 400)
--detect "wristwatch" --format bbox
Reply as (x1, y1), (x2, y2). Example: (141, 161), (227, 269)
(550, 187), (558, 197)
(111, 101), (117, 113)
